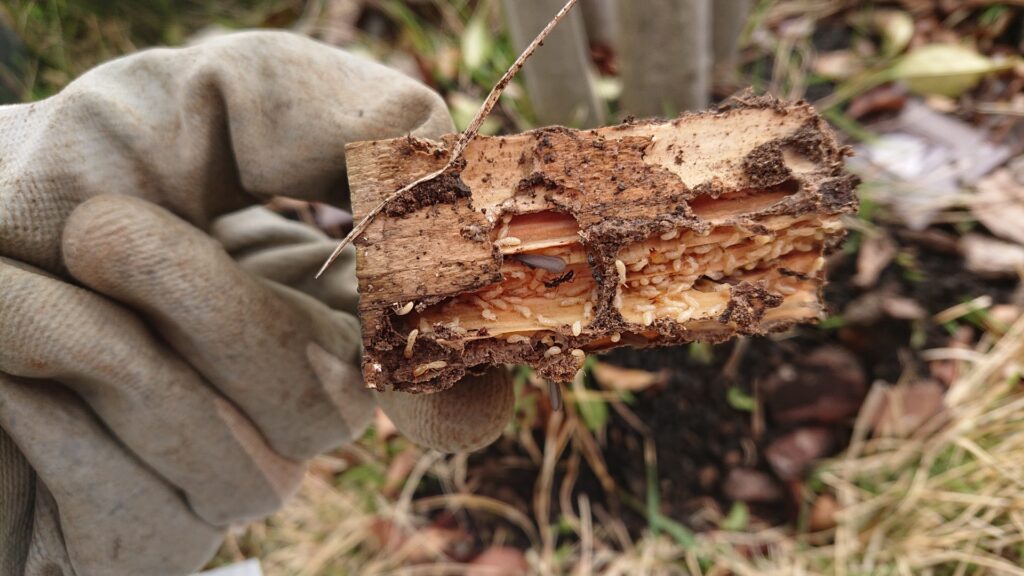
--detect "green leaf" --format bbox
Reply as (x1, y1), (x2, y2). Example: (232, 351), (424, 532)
(338, 463), (385, 491)
(874, 10), (914, 57)
(891, 44), (1014, 98)
(652, 513), (697, 549)
(460, 9), (491, 73)
(721, 502), (750, 531)
(688, 342), (714, 365)
(819, 315), (847, 330)
(448, 93), (501, 134)
(727, 386), (756, 412)
(577, 393), (609, 433)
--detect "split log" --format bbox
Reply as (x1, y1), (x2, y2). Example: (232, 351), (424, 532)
(347, 96), (858, 393)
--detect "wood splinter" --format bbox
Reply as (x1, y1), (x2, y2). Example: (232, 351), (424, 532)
(347, 96), (858, 393)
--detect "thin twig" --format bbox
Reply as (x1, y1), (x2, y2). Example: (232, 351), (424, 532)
(316, 0), (581, 278)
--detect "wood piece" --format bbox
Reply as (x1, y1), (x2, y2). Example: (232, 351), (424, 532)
(347, 96), (858, 393)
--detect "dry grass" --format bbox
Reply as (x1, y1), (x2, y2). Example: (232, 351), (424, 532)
(215, 314), (1024, 575)
(700, 315), (1024, 575)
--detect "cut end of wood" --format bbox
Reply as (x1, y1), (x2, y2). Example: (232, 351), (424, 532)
(347, 96), (858, 393)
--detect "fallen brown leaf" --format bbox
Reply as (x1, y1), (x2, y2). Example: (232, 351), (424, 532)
(765, 347), (867, 425)
(375, 408), (398, 441)
(880, 295), (927, 320)
(870, 379), (946, 437)
(854, 230), (898, 287)
(812, 50), (864, 80)
(972, 163), (1024, 247)
(961, 233), (1024, 277)
(468, 546), (530, 576)
(809, 493), (840, 532)
(591, 362), (669, 393)
(765, 427), (835, 481)
(382, 445), (422, 498)
(724, 468), (784, 503)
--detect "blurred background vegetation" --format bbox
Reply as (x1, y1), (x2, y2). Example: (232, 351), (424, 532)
(4, 1), (1024, 574)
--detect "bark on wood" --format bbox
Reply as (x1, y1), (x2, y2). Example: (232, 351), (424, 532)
(502, 0), (605, 128)
(347, 96), (858, 393)
(618, 0), (710, 115)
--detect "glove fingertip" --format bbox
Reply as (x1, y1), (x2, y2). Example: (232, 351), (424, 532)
(377, 367), (514, 453)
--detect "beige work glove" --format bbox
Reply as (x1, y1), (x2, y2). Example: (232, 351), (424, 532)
(0, 31), (514, 576)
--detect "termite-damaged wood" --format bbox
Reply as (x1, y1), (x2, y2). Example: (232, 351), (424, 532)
(347, 96), (858, 393)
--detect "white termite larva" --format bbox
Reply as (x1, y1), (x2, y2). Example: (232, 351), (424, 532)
(495, 236), (523, 248)
(682, 293), (699, 309)
(404, 329), (419, 359)
(565, 282), (591, 297)
(481, 286), (504, 299)
(629, 258), (649, 272)
(537, 314), (560, 327)
(413, 360), (447, 377)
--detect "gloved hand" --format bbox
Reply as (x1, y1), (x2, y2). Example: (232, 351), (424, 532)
(0, 31), (515, 576)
